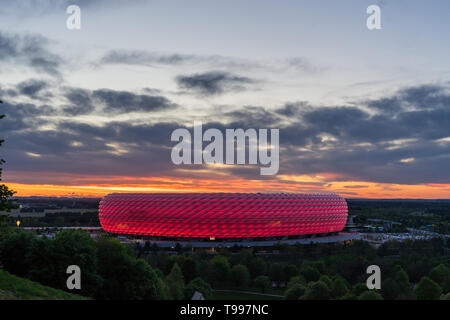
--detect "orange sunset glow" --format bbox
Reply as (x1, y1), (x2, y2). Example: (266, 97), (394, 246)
(5, 176), (450, 199)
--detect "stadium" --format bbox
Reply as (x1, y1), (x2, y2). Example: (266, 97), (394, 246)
(98, 193), (358, 247)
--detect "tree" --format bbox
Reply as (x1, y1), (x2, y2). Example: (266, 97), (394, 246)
(254, 275), (270, 293)
(352, 283), (369, 296)
(286, 275), (306, 289)
(282, 264), (298, 282)
(440, 293), (450, 300)
(312, 260), (326, 274)
(181, 257), (198, 283)
(406, 257), (429, 283)
(165, 263), (185, 300)
(248, 257), (266, 279)
(331, 277), (349, 299)
(184, 277), (212, 300)
(0, 230), (36, 277)
(415, 276), (442, 300)
(394, 266), (413, 299)
(48, 229), (101, 297)
(319, 275), (332, 289)
(0, 100), (17, 213)
(268, 263), (284, 284)
(381, 278), (400, 300)
(300, 266), (320, 282)
(95, 235), (164, 300)
(358, 291), (383, 300)
(230, 264), (250, 288)
(284, 283), (306, 300)
(340, 293), (357, 300)
(209, 255), (230, 284)
(429, 264), (450, 293)
(26, 235), (58, 286)
(301, 281), (331, 300)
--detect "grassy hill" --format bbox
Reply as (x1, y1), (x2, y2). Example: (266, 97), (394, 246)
(0, 269), (88, 300)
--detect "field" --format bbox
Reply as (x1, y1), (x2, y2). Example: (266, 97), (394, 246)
(0, 269), (88, 300)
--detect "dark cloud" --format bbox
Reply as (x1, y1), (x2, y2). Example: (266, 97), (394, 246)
(99, 50), (260, 70)
(366, 97), (403, 114)
(58, 87), (178, 115)
(0, 101), (55, 132)
(0, 32), (62, 76)
(1, 83), (450, 185)
(2, 120), (181, 177)
(285, 57), (323, 73)
(176, 71), (256, 96)
(2, 81), (179, 116)
(0, 33), (17, 59)
(224, 106), (283, 128)
(100, 50), (194, 66)
(400, 84), (450, 110)
(99, 50), (320, 74)
(17, 79), (49, 98)
(275, 102), (309, 117)
(219, 84), (450, 184)
(62, 88), (94, 116)
(92, 89), (177, 113)
(367, 84), (450, 113)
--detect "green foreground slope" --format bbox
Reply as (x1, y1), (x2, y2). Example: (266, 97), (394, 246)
(0, 269), (88, 300)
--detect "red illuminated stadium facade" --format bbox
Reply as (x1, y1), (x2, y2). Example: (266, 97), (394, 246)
(98, 193), (348, 242)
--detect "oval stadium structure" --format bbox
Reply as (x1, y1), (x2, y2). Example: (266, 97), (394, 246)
(98, 193), (348, 239)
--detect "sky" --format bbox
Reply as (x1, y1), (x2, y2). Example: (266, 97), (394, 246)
(0, 0), (449, 198)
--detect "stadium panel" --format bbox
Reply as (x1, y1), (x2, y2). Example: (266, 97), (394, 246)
(98, 193), (348, 239)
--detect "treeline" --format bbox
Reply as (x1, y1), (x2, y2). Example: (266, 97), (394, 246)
(0, 226), (449, 300)
(142, 237), (450, 300)
(8, 211), (101, 227)
(348, 200), (450, 234)
(0, 229), (164, 299)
